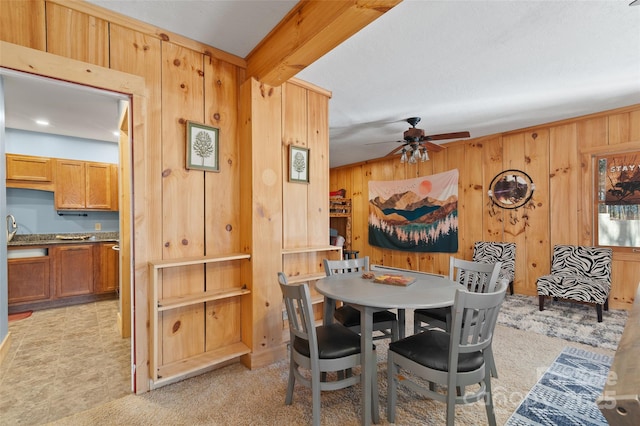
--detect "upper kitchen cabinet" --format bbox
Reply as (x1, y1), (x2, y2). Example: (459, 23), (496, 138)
(55, 159), (116, 211)
(6, 154), (55, 191)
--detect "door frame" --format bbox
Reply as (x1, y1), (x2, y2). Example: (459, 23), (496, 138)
(1, 41), (150, 393)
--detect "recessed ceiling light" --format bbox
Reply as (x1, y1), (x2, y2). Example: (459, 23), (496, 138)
(35, 119), (49, 126)
(113, 131), (120, 137)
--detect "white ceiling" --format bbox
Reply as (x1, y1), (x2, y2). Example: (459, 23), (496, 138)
(3, 0), (639, 168)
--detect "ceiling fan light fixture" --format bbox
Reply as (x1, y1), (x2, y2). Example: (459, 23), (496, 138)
(421, 148), (429, 162)
(400, 148), (407, 163)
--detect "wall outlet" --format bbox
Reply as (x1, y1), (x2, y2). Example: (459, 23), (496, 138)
(95, 223), (102, 231)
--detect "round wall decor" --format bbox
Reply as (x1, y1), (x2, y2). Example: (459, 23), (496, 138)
(488, 169), (535, 210)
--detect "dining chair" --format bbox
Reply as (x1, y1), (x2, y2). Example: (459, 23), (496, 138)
(278, 273), (379, 426)
(413, 257), (502, 378)
(323, 257), (399, 341)
(473, 241), (516, 295)
(387, 280), (508, 426)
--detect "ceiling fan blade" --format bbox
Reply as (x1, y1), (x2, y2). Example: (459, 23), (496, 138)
(364, 139), (404, 146)
(385, 145), (406, 157)
(420, 141), (445, 152)
(424, 131), (471, 141)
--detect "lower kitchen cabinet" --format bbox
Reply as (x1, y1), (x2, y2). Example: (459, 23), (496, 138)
(53, 244), (95, 297)
(8, 242), (118, 312)
(94, 242), (119, 293)
(8, 254), (51, 304)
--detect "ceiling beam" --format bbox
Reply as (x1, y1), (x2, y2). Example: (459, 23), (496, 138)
(245, 0), (402, 86)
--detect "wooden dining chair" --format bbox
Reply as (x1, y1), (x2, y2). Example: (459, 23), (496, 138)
(387, 280), (508, 426)
(278, 273), (379, 426)
(323, 257), (399, 341)
(413, 257), (502, 378)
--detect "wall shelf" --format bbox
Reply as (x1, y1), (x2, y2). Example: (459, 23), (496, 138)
(149, 253), (251, 388)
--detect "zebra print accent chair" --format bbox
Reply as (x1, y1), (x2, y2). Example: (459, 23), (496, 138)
(473, 241), (516, 295)
(537, 245), (613, 322)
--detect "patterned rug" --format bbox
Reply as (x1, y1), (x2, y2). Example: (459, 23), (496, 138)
(497, 295), (627, 350)
(506, 346), (613, 425)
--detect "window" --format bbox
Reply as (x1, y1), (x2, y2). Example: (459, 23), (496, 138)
(594, 152), (640, 248)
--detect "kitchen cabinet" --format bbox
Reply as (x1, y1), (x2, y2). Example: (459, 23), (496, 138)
(7, 248), (51, 305)
(94, 242), (119, 293)
(55, 159), (114, 210)
(5, 153), (55, 191)
(53, 244), (94, 297)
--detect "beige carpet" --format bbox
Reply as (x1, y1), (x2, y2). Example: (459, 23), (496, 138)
(48, 323), (615, 426)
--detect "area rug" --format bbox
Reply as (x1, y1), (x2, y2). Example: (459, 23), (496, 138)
(497, 295), (627, 350)
(505, 346), (613, 426)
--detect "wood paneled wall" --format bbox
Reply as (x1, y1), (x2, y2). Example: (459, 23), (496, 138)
(1, 0), (331, 391)
(331, 105), (640, 310)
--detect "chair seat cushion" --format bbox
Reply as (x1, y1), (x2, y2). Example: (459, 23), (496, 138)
(414, 307), (450, 323)
(536, 273), (610, 304)
(389, 330), (484, 373)
(293, 323), (363, 359)
(333, 305), (397, 328)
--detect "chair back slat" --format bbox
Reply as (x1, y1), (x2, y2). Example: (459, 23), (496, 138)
(451, 280), (508, 356)
(278, 273), (318, 354)
(450, 257), (502, 294)
(324, 256), (370, 276)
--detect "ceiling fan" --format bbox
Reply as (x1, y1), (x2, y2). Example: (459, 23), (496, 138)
(380, 117), (470, 162)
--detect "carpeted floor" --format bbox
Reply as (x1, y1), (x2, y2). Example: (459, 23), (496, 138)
(47, 304), (621, 426)
(497, 295), (627, 350)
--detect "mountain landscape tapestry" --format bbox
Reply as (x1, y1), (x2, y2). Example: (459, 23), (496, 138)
(368, 169), (459, 252)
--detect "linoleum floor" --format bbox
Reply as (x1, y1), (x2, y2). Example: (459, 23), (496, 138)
(0, 300), (131, 425)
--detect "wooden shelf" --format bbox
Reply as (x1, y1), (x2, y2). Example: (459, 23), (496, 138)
(149, 253), (250, 269)
(158, 287), (250, 311)
(153, 341), (251, 388)
(281, 245), (342, 255)
(149, 253), (251, 387)
(285, 272), (327, 284)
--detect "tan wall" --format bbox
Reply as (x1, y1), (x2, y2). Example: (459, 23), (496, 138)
(331, 105), (640, 310)
(1, 0), (330, 391)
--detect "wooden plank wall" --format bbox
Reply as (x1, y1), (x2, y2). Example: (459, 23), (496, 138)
(331, 105), (640, 310)
(1, 0), (332, 391)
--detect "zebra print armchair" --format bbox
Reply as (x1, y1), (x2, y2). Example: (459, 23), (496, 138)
(472, 241), (516, 295)
(536, 245), (613, 322)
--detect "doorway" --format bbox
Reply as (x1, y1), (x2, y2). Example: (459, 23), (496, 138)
(1, 70), (134, 383)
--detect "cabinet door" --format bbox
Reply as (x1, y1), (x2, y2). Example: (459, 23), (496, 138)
(6, 154), (53, 182)
(8, 257), (51, 304)
(54, 245), (94, 297)
(55, 159), (86, 209)
(86, 162), (112, 209)
(94, 243), (119, 293)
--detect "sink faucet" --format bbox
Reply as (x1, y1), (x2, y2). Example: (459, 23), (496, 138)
(7, 214), (17, 242)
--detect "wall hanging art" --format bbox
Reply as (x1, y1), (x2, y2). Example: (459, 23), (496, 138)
(368, 169), (459, 253)
(186, 121), (219, 172)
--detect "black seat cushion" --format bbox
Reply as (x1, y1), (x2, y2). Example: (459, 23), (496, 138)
(293, 323), (363, 359)
(333, 305), (397, 328)
(414, 307), (450, 323)
(389, 330), (484, 373)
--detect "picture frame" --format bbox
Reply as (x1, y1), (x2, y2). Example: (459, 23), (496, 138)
(186, 121), (219, 172)
(289, 145), (310, 183)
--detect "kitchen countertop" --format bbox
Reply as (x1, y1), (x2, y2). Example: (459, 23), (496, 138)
(8, 232), (119, 247)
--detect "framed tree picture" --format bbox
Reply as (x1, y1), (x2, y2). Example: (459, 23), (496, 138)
(186, 121), (219, 172)
(289, 145), (310, 183)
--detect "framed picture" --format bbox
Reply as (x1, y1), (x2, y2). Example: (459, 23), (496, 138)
(186, 121), (219, 172)
(289, 145), (310, 183)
